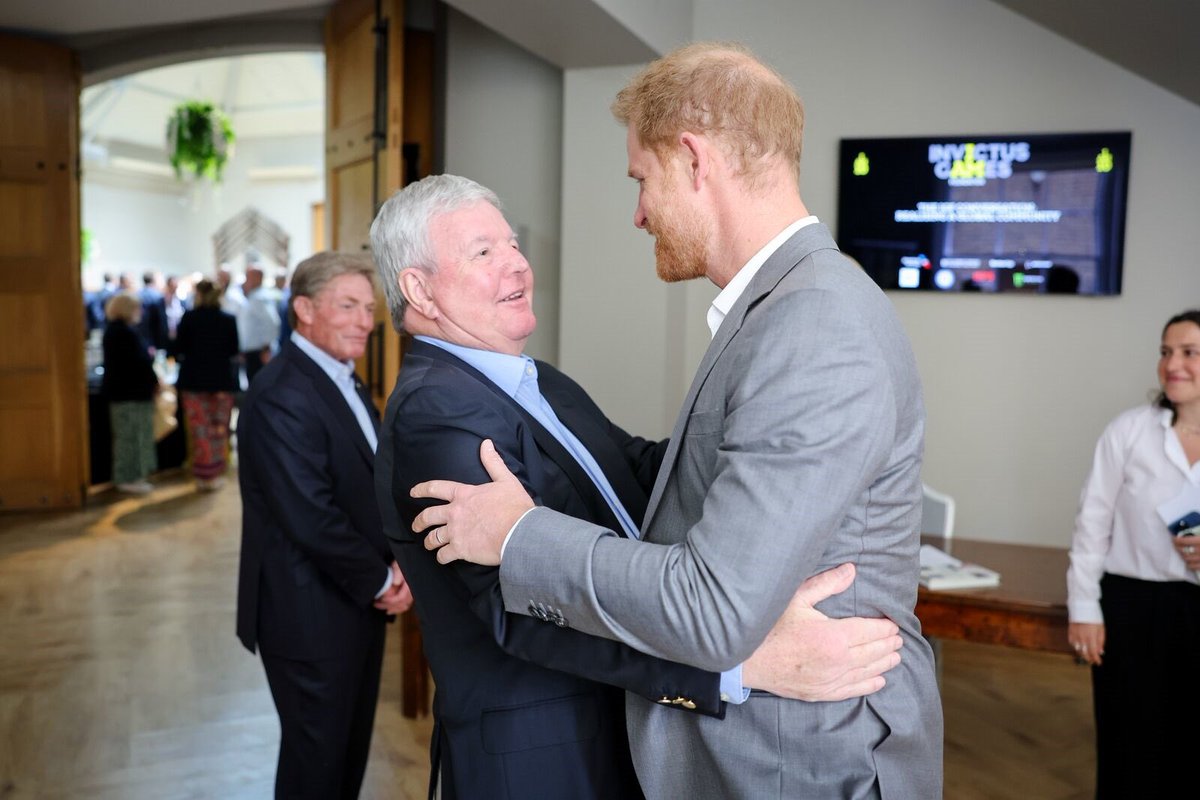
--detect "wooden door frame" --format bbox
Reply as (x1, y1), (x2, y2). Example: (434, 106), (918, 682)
(0, 34), (87, 509)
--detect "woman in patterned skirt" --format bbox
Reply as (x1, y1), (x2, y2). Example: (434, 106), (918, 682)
(171, 279), (240, 491)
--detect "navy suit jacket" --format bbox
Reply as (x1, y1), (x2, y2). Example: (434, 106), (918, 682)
(237, 341), (391, 660)
(375, 339), (723, 800)
(137, 286), (170, 352)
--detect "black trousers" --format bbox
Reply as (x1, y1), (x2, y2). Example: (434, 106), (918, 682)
(1093, 573), (1200, 799)
(261, 619), (386, 800)
(243, 350), (267, 385)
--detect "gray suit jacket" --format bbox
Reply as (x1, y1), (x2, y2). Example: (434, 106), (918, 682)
(500, 224), (942, 799)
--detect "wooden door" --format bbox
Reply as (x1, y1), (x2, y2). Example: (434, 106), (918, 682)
(325, 0), (430, 718)
(325, 0), (405, 410)
(310, 201), (326, 252)
(0, 35), (86, 510)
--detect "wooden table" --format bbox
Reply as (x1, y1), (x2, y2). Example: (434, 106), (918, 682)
(916, 536), (1073, 655)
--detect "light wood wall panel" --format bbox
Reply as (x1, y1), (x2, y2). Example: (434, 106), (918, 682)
(0, 294), (51, 369)
(326, 0), (438, 720)
(333, 160), (375, 255)
(325, 0), (405, 408)
(0, 35), (85, 509)
(0, 184), (48, 258)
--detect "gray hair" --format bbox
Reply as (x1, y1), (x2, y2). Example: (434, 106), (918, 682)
(105, 291), (142, 324)
(369, 174), (502, 332)
(288, 250), (377, 329)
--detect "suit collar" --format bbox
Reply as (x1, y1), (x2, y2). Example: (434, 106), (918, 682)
(413, 335), (530, 398)
(281, 341), (378, 466)
(534, 372), (650, 527)
(642, 223), (840, 528)
(719, 222), (838, 344)
(708, 216), (820, 337)
(291, 330), (356, 385)
(410, 340), (633, 536)
(408, 339), (512, 405)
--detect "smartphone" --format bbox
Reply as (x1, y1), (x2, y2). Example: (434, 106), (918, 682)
(1168, 511), (1200, 536)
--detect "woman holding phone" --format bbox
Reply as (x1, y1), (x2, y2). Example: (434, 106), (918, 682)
(1067, 309), (1200, 798)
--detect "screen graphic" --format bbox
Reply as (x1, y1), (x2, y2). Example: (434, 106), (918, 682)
(837, 132), (1131, 295)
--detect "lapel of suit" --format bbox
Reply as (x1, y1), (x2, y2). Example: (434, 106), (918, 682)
(286, 342), (376, 467)
(641, 223), (841, 530)
(351, 374), (381, 435)
(413, 341), (628, 536)
(537, 368), (647, 527)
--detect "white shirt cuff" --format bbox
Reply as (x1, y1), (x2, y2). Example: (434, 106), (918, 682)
(374, 568), (393, 599)
(499, 506), (539, 561)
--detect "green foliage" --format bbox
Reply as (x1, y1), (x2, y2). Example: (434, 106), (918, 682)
(82, 228), (94, 264)
(166, 101), (236, 182)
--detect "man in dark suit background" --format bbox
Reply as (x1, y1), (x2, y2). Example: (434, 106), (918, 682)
(86, 271), (118, 336)
(136, 271), (170, 354)
(236, 250), (413, 799)
(369, 175), (902, 799)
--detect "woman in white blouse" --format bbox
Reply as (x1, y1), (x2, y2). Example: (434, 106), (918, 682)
(1067, 309), (1200, 799)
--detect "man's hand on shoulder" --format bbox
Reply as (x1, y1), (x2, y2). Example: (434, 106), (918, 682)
(742, 564), (903, 702)
(410, 439), (534, 566)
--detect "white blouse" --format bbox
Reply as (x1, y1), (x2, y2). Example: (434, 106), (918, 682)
(1066, 404), (1200, 623)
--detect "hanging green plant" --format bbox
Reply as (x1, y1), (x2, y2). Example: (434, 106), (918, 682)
(166, 100), (236, 182)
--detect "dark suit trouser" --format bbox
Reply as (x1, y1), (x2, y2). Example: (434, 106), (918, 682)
(1093, 573), (1200, 799)
(243, 350), (267, 385)
(262, 619), (386, 800)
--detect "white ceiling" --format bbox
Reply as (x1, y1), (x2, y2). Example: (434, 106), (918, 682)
(4, 1), (1198, 105)
(1, 0), (329, 38)
(2, 1), (1197, 105)
(82, 52), (325, 150)
(989, 0), (1199, 107)
(4, 0), (1198, 164)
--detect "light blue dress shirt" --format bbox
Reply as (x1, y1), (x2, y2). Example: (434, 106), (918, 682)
(416, 336), (639, 539)
(291, 331), (378, 453)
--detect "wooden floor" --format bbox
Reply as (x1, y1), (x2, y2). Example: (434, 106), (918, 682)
(0, 472), (1095, 799)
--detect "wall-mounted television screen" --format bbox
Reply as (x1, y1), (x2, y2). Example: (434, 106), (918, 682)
(836, 131), (1131, 295)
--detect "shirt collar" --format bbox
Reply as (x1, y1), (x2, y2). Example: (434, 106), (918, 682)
(291, 331), (354, 384)
(416, 335), (531, 399)
(707, 216), (819, 338)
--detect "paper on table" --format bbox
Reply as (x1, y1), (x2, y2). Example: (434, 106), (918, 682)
(919, 544), (1001, 590)
(919, 544), (964, 569)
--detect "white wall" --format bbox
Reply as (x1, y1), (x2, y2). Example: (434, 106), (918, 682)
(595, 0), (692, 55)
(559, 66), (717, 439)
(83, 134), (323, 284)
(82, 179), (192, 282)
(443, 9), (564, 363)
(559, 0), (1200, 546)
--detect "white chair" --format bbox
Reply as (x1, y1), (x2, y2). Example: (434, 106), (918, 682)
(920, 483), (957, 685)
(921, 483), (956, 539)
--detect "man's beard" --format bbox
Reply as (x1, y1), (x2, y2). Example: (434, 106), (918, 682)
(650, 205), (709, 283)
